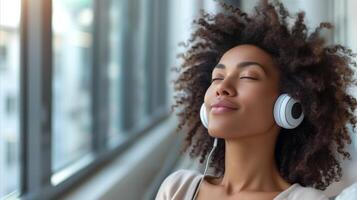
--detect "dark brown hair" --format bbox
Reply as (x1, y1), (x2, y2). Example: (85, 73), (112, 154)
(171, 0), (357, 190)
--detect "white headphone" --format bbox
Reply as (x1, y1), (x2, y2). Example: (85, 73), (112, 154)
(200, 93), (304, 129)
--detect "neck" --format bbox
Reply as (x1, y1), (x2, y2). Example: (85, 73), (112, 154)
(218, 125), (290, 194)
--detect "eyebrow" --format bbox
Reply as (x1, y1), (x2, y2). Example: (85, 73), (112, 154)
(214, 61), (267, 74)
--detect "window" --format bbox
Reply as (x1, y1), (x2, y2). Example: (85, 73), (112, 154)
(0, 0), (22, 198)
(0, 46), (7, 71)
(5, 95), (17, 115)
(0, 0), (171, 198)
(51, 0), (94, 172)
(107, 0), (124, 147)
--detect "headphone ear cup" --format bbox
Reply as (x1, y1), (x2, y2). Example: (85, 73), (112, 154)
(200, 103), (209, 129)
(273, 93), (304, 129)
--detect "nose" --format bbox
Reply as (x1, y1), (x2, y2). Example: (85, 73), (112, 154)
(215, 77), (237, 97)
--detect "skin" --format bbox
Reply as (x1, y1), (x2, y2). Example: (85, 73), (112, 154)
(197, 44), (291, 200)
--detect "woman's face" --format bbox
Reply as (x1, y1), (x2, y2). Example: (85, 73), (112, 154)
(204, 44), (281, 139)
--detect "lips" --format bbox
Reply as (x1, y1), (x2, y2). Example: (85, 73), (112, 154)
(211, 99), (238, 110)
(210, 99), (238, 114)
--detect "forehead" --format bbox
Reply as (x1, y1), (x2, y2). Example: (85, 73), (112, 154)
(215, 44), (277, 74)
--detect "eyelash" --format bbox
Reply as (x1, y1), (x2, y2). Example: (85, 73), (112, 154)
(210, 77), (258, 83)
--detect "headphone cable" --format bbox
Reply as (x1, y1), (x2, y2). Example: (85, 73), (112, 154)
(192, 138), (218, 200)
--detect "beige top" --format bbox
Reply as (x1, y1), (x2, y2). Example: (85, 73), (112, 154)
(155, 169), (329, 200)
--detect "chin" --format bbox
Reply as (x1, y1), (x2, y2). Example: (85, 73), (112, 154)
(208, 124), (260, 139)
(207, 125), (238, 138)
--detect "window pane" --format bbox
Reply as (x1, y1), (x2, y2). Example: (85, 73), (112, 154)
(107, 1), (124, 147)
(0, 0), (21, 198)
(52, 0), (94, 172)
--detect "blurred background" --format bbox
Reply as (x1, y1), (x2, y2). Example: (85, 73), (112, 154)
(0, 0), (357, 199)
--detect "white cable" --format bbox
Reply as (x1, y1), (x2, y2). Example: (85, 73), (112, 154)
(192, 138), (218, 200)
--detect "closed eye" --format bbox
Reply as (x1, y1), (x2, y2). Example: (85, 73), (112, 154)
(210, 78), (222, 83)
(210, 77), (257, 83)
(240, 77), (258, 80)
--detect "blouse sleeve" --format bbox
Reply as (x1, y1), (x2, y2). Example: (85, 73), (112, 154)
(290, 186), (329, 200)
(155, 171), (179, 200)
(155, 169), (200, 200)
(335, 182), (357, 200)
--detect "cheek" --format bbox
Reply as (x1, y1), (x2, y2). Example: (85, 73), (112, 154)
(240, 81), (278, 101)
(204, 86), (215, 103)
(242, 85), (276, 109)
(239, 85), (278, 121)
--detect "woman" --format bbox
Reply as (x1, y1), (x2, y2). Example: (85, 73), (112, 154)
(156, 0), (357, 199)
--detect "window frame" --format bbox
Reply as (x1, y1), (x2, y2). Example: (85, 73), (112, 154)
(20, 0), (53, 198)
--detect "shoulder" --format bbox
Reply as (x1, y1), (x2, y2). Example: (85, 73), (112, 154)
(288, 184), (329, 200)
(155, 169), (202, 200)
(156, 169), (202, 194)
(335, 182), (357, 200)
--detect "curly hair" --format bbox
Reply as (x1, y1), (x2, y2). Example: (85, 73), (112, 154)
(171, 0), (357, 190)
